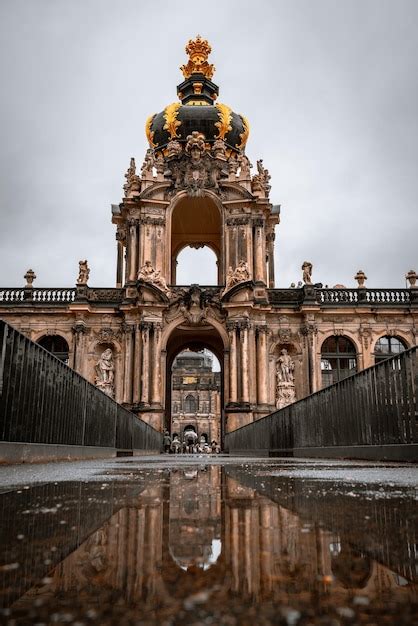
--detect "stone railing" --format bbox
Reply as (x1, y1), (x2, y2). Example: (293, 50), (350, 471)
(31, 288), (76, 303)
(269, 287), (416, 308)
(0, 287), (124, 305)
(0, 288), (26, 303)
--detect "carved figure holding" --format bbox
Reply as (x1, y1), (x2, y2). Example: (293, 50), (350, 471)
(123, 157), (141, 196)
(238, 154), (251, 179)
(138, 261), (170, 294)
(302, 261), (313, 285)
(212, 138), (227, 160)
(276, 348), (295, 384)
(224, 261), (250, 293)
(77, 260), (90, 285)
(95, 348), (115, 398)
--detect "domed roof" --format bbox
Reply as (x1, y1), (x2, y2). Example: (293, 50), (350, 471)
(145, 36), (249, 155)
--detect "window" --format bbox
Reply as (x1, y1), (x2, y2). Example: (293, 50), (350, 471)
(321, 336), (357, 388)
(37, 335), (69, 364)
(374, 336), (407, 364)
(184, 394), (197, 413)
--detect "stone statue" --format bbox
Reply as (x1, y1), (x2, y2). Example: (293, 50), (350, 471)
(138, 261), (170, 294)
(238, 154), (251, 179)
(185, 131), (206, 161)
(224, 261), (250, 292)
(276, 348), (296, 409)
(95, 348), (115, 397)
(212, 138), (227, 160)
(166, 139), (183, 159)
(302, 261), (312, 285)
(141, 149), (155, 175)
(123, 157), (141, 196)
(251, 159), (271, 196)
(276, 348), (295, 383)
(77, 260), (90, 285)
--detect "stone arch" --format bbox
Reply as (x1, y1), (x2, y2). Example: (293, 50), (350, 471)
(164, 321), (225, 446)
(371, 332), (410, 360)
(319, 334), (359, 388)
(36, 332), (71, 363)
(166, 190), (224, 285)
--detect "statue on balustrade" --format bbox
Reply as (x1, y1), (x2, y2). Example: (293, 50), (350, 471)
(95, 348), (115, 398)
(138, 261), (170, 294)
(77, 260), (90, 285)
(224, 260), (250, 293)
(276, 348), (296, 409)
(302, 261), (313, 285)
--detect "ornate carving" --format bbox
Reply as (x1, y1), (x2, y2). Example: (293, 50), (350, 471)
(215, 103), (233, 140)
(252, 159), (271, 196)
(163, 102), (182, 139)
(141, 149), (155, 175)
(252, 217), (264, 228)
(95, 348), (115, 398)
(115, 225), (126, 243)
(226, 217), (250, 226)
(224, 261), (250, 293)
(212, 138), (227, 160)
(276, 349), (296, 409)
(138, 261), (170, 294)
(145, 114), (158, 148)
(165, 286), (223, 325)
(77, 260), (90, 285)
(236, 115), (250, 150)
(181, 35), (215, 80)
(95, 327), (121, 343)
(166, 139), (183, 159)
(302, 261), (313, 285)
(139, 216), (165, 226)
(24, 269), (36, 288)
(123, 158), (141, 197)
(238, 154), (251, 179)
(277, 327), (292, 342)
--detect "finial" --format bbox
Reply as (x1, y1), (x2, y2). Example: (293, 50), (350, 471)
(180, 35), (215, 80)
(354, 270), (367, 288)
(406, 269), (417, 288)
(24, 268), (36, 288)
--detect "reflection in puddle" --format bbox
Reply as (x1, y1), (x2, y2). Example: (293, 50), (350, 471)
(0, 463), (416, 624)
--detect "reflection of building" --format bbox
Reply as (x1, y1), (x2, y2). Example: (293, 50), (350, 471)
(171, 350), (221, 442)
(0, 35), (416, 438)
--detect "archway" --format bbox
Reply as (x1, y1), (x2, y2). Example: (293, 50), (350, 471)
(37, 334), (69, 364)
(176, 245), (218, 285)
(165, 324), (224, 448)
(170, 194), (223, 285)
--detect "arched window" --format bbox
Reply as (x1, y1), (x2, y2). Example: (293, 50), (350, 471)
(176, 245), (218, 285)
(184, 394), (197, 413)
(38, 335), (69, 364)
(374, 336), (407, 364)
(321, 336), (357, 388)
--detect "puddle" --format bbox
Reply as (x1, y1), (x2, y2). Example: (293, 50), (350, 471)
(0, 461), (417, 624)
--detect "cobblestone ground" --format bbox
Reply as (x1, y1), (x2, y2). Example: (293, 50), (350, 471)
(0, 456), (417, 625)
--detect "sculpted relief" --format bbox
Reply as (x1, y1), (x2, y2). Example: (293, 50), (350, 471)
(95, 348), (115, 398)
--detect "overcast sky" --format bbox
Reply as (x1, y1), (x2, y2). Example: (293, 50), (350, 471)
(0, 0), (417, 289)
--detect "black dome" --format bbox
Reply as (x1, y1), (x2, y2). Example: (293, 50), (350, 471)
(145, 37), (249, 155)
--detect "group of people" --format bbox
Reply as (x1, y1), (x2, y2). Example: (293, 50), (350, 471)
(163, 431), (221, 454)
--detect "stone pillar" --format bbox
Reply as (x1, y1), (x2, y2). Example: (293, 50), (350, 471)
(240, 320), (250, 404)
(116, 238), (124, 288)
(140, 322), (151, 405)
(72, 322), (88, 376)
(253, 219), (265, 283)
(267, 232), (275, 288)
(227, 322), (238, 404)
(128, 219), (138, 282)
(122, 323), (134, 403)
(151, 323), (162, 405)
(256, 325), (268, 405)
(133, 324), (142, 405)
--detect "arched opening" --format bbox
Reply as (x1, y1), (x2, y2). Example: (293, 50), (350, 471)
(166, 324), (224, 448)
(170, 195), (222, 285)
(374, 335), (408, 364)
(320, 336), (357, 388)
(37, 335), (69, 364)
(176, 245), (218, 285)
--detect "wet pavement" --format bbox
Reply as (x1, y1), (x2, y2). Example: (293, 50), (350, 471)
(0, 456), (417, 625)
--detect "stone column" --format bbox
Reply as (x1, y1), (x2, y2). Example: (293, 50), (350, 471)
(267, 232), (275, 288)
(253, 218), (265, 283)
(122, 324), (134, 403)
(133, 324), (142, 405)
(128, 219), (138, 282)
(72, 322), (88, 376)
(140, 322), (151, 405)
(240, 320), (250, 404)
(151, 323), (162, 405)
(227, 322), (238, 404)
(116, 237), (124, 288)
(256, 325), (268, 405)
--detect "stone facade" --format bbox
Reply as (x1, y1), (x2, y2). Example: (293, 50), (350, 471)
(0, 37), (417, 441)
(171, 350), (221, 443)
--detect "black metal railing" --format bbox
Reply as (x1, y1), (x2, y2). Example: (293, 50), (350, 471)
(225, 347), (417, 458)
(0, 321), (162, 453)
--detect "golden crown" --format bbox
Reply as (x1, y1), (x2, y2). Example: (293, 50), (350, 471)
(180, 35), (215, 80)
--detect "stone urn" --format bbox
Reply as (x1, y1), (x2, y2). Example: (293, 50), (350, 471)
(354, 270), (367, 288)
(405, 269), (417, 288)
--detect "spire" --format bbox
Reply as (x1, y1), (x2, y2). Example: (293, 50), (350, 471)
(180, 35), (215, 80)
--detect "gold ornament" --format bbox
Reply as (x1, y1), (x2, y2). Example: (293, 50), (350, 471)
(145, 114), (158, 148)
(163, 102), (182, 139)
(180, 35), (215, 80)
(236, 115), (250, 150)
(215, 103), (232, 140)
